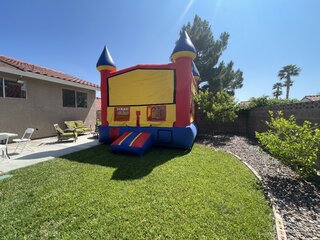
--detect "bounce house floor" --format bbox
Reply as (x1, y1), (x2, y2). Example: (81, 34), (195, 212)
(111, 131), (153, 156)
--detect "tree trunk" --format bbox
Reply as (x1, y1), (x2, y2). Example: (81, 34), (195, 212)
(286, 76), (291, 99)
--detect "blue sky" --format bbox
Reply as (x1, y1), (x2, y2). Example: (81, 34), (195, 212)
(0, 0), (319, 101)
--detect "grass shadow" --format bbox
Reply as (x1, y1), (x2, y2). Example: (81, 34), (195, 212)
(62, 144), (187, 181)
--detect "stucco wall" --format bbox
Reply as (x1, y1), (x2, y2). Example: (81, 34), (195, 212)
(0, 72), (96, 139)
(196, 111), (247, 135)
(247, 101), (320, 137)
(196, 101), (320, 138)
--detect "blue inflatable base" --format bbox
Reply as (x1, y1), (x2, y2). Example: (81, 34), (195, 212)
(111, 132), (153, 156)
(99, 123), (197, 150)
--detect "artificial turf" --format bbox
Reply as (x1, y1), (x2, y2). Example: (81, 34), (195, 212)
(0, 144), (274, 239)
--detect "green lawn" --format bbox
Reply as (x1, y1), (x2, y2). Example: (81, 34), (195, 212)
(0, 144), (274, 239)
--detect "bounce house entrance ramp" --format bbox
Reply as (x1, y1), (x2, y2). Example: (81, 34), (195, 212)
(111, 132), (153, 156)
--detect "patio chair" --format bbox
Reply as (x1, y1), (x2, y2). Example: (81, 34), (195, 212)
(13, 128), (35, 154)
(92, 119), (101, 138)
(0, 133), (9, 160)
(64, 120), (91, 135)
(53, 124), (77, 142)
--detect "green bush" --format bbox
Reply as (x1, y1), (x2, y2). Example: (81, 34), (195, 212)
(238, 96), (300, 111)
(195, 90), (237, 123)
(256, 111), (320, 178)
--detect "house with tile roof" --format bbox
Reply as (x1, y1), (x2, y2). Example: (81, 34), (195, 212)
(301, 95), (320, 102)
(0, 55), (100, 138)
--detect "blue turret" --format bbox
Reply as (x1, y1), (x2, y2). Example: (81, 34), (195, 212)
(171, 31), (196, 62)
(96, 46), (116, 72)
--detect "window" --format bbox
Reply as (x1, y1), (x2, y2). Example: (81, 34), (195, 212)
(0, 79), (3, 97)
(114, 107), (130, 121)
(0, 78), (27, 99)
(77, 92), (87, 108)
(62, 89), (88, 108)
(147, 105), (166, 121)
(63, 89), (76, 107)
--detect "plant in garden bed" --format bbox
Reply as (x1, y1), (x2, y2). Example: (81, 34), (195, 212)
(256, 111), (320, 178)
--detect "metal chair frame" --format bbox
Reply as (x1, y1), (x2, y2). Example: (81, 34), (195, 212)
(0, 133), (9, 160)
(13, 128), (35, 154)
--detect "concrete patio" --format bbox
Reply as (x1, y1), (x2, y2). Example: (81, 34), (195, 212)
(0, 135), (100, 174)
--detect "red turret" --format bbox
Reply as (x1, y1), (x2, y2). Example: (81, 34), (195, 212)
(96, 46), (117, 126)
(171, 31), (196, 127)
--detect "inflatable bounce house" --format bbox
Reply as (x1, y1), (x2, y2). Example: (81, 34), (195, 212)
(97, 31), (200, 156)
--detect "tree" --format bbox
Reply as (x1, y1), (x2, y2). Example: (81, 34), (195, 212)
(178, 15), (241, 123)
(181, 15), (243, 95)
(272, 82), (283, 99)
(277, 64), (301, 99)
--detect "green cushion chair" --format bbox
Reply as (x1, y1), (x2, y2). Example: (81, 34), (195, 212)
(64, 120), (91, 135)
(64, 121), (77, 130)
(53, 124), (77, 142)
(92, 119), (101, 138)
(74, 120), (91, 133)
(64, 121), (82, 135)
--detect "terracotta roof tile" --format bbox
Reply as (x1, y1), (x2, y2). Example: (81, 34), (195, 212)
(0, 55), (99, 89)
(302, 95), (320, 101)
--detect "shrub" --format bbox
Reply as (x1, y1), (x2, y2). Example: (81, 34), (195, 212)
(256, 111), (320, 178)
(195, 90), (237, 123)
(238, 96), (300, 111)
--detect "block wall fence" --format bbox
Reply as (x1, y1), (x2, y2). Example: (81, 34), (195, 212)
(197, 100), (320, 137)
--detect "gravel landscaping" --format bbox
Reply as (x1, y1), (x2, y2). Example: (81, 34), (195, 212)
(197, 134), (320, 240)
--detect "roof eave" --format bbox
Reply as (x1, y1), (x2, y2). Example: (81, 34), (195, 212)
(0, 66), (100, 91)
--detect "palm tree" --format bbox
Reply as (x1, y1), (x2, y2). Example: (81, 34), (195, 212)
(278, 64), (301, 99)
(272, 82), (283, 99)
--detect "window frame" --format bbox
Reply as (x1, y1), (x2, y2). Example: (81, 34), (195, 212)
(0, 78), (4, 98)
(0, 77), (27, 99)
(114, 106), (130, 121)
(62, 88), (88, 108)
(62, 89), (76, 108)
(76, 91), (88, 108)
(147, 105), (166, 122)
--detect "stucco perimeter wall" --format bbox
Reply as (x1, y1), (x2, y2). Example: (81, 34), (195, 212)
(197, 101), (320, 137)
(0, 72), (96, 139)
(247, 100), (320, 137)
(196, 111), (247, 135)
